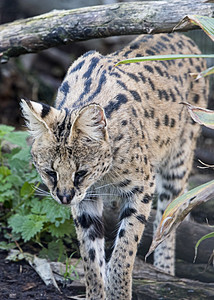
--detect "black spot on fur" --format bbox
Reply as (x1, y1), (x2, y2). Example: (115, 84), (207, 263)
(83, 57), (100, 79)
(144, 65), (154, 73)
(170, 118), (176, 127)
(55, 109), (69, 140)
(163, 183), (182, 197)
(138, 72), (146, 83)
(169, 89), (176, 102)
(164, 114), (169, 126)
(196, 66), (201, 73)
(41, 103), (51, 118)
(127, 73), (139, 82)
(124, 50), (132, 57)
(193, 94), (200, 103)
(132, 106), (137, 117)
(60, 81), (70, 95)
(118, 179), (132, 188)
(155, 66), (164, 76)
(130, 43), (139, 50)
(120, 207), (137, 220)
(58, 81), (70, 109)
(136, 214), (147, 224)
(70, 60), (85, 73)
(117, 80), (128, 90)
(148, 78), (155, 90)
(131, 186), (144, 194)
(161, 35), (170, 42)
(144, 109), (150, 118)
(134, 235), (139, 242)
(155, 118), (160, 128)
(110, 72), (121, 78)
(104, 94), (128, 118)
(145, 92), (150, 100)
(89, 248), (96, 262)
(84, 70), (106, 104)
(78, 213), (104, 239)
(146, 49), (155, 55)
(159, 193), (171, 201)
(114, 134), (124, 142)
(119, 229), (125, 238)
(130, 90), (141, 102)
(142, 193), (153, 203)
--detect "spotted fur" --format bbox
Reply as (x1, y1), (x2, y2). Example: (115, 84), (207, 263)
(21, 33), (207, 300)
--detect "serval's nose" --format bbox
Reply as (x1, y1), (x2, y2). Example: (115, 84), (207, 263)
(56, 188), (75, 204)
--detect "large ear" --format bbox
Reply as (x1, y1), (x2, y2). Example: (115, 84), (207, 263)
(20, 99), (59, 139)
(72, 104), (108, 142)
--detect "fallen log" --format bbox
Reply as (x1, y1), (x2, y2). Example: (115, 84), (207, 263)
(0, 0), (214, 62)
(133, 258), (214, 300)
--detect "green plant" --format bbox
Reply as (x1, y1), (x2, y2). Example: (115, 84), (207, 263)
(0, 125), (77, 261)
(63, 252), (80, 281)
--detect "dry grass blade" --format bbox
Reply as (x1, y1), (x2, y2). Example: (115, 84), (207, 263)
(146, 180), (214, 259)
(174, 15), (214, 41)
(182, 102), (214, 129)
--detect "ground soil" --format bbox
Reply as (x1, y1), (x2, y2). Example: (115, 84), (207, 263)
(0, 250), (85, 300)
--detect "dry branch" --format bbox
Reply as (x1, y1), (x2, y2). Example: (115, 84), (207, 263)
(133, 258), (214, 300)
(0, 0), (214, 62)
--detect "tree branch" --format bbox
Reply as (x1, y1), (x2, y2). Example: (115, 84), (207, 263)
(0, 0), (214, 62)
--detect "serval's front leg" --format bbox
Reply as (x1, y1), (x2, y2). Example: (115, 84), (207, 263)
(106, 177), (155, 300)
(72, 197), (106, 300)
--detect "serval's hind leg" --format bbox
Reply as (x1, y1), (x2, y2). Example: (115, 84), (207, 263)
(153, 131), (198, 275)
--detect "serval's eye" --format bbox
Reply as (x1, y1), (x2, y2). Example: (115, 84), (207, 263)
(45, 169), (57, 179)
(74, 170), (88, 187)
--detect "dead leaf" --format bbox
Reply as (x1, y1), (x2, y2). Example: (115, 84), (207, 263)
(182, 102), (214, 129)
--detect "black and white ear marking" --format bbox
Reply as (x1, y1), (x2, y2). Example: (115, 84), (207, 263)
(72, 104), (107, 141)
(20, 99), (57, 139)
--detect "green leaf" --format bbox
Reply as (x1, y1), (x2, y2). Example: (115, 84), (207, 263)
(41, 197), (71, 223)
(39, 240), (66, 261)
(48, 219), (74, 238)
(0, 241), (16, 250)
(5, 131), (28, 148)
(7, 174), (23, 187)
(30, 200), (44, 215)
(8, 214), (27, 234)
(0, 166), (11, 177)
(12, 147), (30, 162)
(0, 182), (12, 192)
(0, 125), (15, 139)
(21, 216), (45, 242)
(115, 54), (214, 66)
(194, 232), (214, 262)
(20, 182), (34, 197)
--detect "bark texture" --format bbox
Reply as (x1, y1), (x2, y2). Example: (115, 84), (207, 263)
(0, 0), (214, 62)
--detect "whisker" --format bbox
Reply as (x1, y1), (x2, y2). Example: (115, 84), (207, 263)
(94, 183), (114, 190)
(83, 198), (98, 203)
(33, 185), (51, 197)
(86, 193), (115, 197)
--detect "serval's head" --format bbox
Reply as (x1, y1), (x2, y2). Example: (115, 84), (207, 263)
(21, 99), (112, 205)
